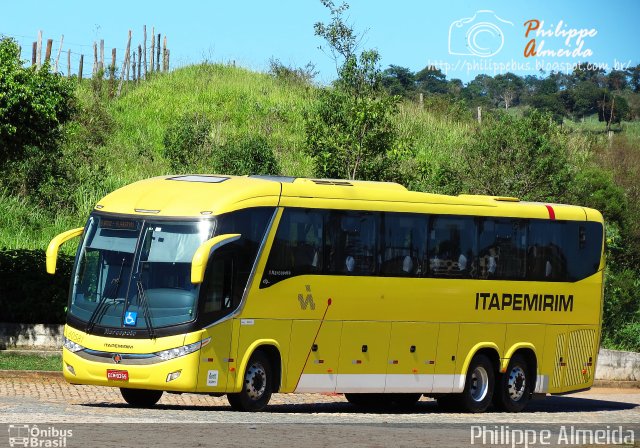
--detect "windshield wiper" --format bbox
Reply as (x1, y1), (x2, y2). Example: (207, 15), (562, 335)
(86, 257), (126, 334)
(136, 280), (156, 339)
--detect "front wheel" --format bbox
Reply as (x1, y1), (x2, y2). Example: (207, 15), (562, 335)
(493, 354), (532, 412)
(120, 388), (163, 407)
(227, 351), (273, 411)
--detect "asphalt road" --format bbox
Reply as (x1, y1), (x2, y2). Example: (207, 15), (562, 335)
(1, 374), (639, 447)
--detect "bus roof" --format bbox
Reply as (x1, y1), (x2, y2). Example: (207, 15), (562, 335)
(94, 174), (603, 223)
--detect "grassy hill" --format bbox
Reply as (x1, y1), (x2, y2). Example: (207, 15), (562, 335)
(1, 62), (636, 253)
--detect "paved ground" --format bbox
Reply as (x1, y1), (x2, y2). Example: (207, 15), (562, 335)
(1, 373), (639, 447)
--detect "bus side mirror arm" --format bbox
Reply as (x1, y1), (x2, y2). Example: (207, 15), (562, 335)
(191, 233), (241, 284)
(46, 227), (85, 274)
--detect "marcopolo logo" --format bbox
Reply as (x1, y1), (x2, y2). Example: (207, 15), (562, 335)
(449, 10), (514, 58)
(8, 424), (72, 447)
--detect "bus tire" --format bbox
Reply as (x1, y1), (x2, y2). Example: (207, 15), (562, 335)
(227, 351), (273, 412)
(120, 388), (163, 407)
(459, 354), (495, 413)
(493, 354), (531, 412)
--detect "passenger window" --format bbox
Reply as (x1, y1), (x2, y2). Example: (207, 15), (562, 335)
(262, 208), (324, 286)
(381, 213), (427, 276)
(428, 216), (477, 278)
(527, 220), (568, 281)
(326, 211), (378, 275)
(478, 218), (526, 280)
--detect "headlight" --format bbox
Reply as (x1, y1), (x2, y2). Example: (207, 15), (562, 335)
(63, 336), (85, 353)
(154, 338), (210, 361)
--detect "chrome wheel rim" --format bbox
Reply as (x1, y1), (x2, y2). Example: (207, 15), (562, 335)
(470, 366), (489, 402)
(245, 362), (267, 400)
(507, 366), (526, 401)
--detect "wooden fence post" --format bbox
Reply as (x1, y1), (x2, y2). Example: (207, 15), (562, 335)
(54, 35), (64, 72)
(477, 106), (482, 124)
(67, 49), (71, 77)
(45, 39), (53, 63)
(93, 42), (98, 76)
(110, 48), (116, 80)
(99, 39), (104, 72)
(78, 54), (84, 80)
(137, 45), (142, 80)
(162, 36), (167, 72)
(166, 49), (170, 72)
(150, 26), (155, 73)
(117, 30), (132, 97)
(36, 31), (42, 68)
(132, 52), (137, 82)
(419, 93), (424, 109)
(156, 33), (160, 72)
(143, 25), (147, 78)
(31, 42), (37, 66)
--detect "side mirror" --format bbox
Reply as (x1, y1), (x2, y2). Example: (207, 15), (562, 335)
(191, 233), (241, 284)
(46, 227), (85, 274)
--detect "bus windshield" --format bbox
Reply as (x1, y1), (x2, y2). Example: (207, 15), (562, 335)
(70, 215), (214, 330)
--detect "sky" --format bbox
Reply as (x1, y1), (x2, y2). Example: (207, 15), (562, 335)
(1, 0), (638, 83)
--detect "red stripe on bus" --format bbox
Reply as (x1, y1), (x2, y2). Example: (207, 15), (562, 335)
(545, 205), (556, 220)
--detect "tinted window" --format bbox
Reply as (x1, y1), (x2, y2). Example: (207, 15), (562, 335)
(527, 220), (568, 281)
(262, 208), (324, 286)
(428, 216), (477, 278)
(381, 213), (428, 276)
(326, 211), (378, 275)
(201, 207), (274, 312)
(478, 218), (527, 280)
(562, 221), (603, 281)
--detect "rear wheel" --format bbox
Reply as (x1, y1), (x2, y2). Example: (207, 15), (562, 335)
(227, 351), (273, 412)
(493, 354), (532, 412)
(120, 388), (163, 407)
(458, 354), (495, 413)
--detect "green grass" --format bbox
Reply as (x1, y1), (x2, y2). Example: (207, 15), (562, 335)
(0, 353), (62, 371)
(1, 62), (639, 253)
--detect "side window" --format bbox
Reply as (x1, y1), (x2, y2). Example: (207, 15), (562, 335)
(262, 208), (324, 286)
(563, 221), (603, 281)
(381, 213), (427, 277)
(527, 220), (568, 281)
(478, 218), (527, 280)
(200, 251), (234, 320)
(326, 211), (378, 275)
(217, 206), (273, 297)
(428, 216), (477, 278)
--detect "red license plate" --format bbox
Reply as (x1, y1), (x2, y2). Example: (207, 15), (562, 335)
(107, 369), (129, 381)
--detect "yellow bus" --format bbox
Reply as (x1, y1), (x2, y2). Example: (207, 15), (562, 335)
(47, 175), (605, 412)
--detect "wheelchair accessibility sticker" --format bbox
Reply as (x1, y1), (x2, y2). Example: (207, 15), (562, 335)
(124, 311), (138, 327)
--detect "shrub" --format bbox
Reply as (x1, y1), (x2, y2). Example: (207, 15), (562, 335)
(210, 136), (280, 175)
(163, 112), (214, 171)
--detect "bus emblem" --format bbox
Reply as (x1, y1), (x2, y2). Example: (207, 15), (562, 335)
(112, 354), (122, 364)
(298, 285), (316, 310)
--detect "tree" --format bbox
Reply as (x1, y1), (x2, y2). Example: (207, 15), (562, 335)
(306, 0), (401, 180)
(415, 66), (448, 94)
(381, 65), (415, 97)
(460, 110), (571, 201)
(491, 72), (524, 110)
(0, 38), (76, 199)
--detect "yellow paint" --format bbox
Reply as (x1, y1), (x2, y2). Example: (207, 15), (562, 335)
(46, 227), (84, 274)
(51, 175), (605, 398)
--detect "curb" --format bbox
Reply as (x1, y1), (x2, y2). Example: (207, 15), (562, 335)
(593, 379), (640, 389)
(1, 349), (61, 357)
(0, 370), (63, 378)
